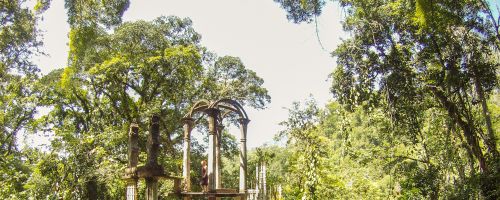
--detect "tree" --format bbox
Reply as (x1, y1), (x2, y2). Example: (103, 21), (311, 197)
(0, 1), (49, 198)
(33, 15), (270, 198)
(0, 0), (49, 156)
(274, 0), (326, 23)
(274, 0), (500, 198)
(278, 98), (327, 200)
(2, 1), (271, 198)
(203, 56), (270, 109)
(64, 0), (130, 67)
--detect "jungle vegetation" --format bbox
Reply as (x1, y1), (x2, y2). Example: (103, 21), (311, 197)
(1, 0), (499, 199)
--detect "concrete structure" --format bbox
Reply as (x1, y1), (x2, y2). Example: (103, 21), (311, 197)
(123, 99), (250, 200)
(123, 116), (182, 200)
(180, 99), (250, 200)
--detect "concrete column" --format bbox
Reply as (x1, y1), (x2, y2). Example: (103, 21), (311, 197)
(182, 118), (194, 192)
(146, 178), (158, 200)
(238, 118), (250, 194)
(206, 108), (219, 192)
(262, 163), (267, 200)
(278, 185), (282, 200)
(216, 124), (224, 189)
(126, 124), (139, 200)
(147, 115), (160, 166)
(146, 116), (160, 200)
(128, 123), (139, 168)
(256, 165), (259, 189)
(126, 179), (138, 200)
(256, 166), (260, 200)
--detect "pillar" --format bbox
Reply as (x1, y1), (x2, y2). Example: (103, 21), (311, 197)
(126, 124), (139, 200)
(216, 124), (224, 189)
(146, 116), (160, 200)
(262, 163), (267, 200)
(129, 123), (139, 168)
(182, 118), (194, 192)
(146, 178), (158, 200)
(147, 115), (160, 166)
(126, 179), (138, 200)
(216, 124), (224, 200)
(278, 185), (282, 200)
(256, 165), (260, 200)
(206, 108), (219, 192)
(238, 118), (250, 194)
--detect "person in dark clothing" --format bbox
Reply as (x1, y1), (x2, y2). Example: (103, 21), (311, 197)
(200, 160), (208, 192)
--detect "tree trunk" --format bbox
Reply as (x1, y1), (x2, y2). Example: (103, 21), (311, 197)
(472, 69), (498, 158)
(430, 87), (499, 199)
(429, 87), (487, 172)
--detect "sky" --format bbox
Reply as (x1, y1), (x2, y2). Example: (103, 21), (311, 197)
(31, 0), (347, 149)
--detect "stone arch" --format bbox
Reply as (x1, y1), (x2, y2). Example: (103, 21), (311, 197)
(180, 99), (250, 199)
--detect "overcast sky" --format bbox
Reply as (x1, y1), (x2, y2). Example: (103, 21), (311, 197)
(32, 0), (347, 149)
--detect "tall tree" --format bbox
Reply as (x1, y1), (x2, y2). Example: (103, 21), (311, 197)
(64, 0), (130, 67)
(34, 15), (270, 198)
(279, 98), (327, 200)
(0, 0), (49, 156)
(0, 1), (50, 198)
(274, 0), (500, 198)
(203, 56), (271, 109)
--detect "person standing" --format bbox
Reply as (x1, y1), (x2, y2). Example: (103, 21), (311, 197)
(200, 160), (208, 192)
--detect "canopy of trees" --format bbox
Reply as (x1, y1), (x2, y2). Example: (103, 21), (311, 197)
(1, 0), (498, 199)
(1, 1), (269, 199)
(268, 0), (499, 199)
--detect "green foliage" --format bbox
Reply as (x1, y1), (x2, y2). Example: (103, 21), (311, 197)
(33, 0), (51, 13)
(204, 56), (271, 109)
(0, 0), (42, 73)
(278, 99), (328, 200)
(64, 0), (129, 28)
(273, 0), (326, 23)
(2, 0), (498, 199)
(258, 94), (500, 199)
(2, 1), (270, 197)
(330, 0), (500, 195)
(0, 153), (31, 199)
(270, 0), (500, 198)
(0, 1), (47, 198)
(274, 0), (500, 197)
(27, 14), (270, 198)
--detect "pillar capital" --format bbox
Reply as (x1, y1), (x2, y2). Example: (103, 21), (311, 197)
(204, 108), (220, 117)
(181, 117), (195, 126)
(129, 123), (139, 129)
(128, 123), (139, 136)
(238, 118), (250, 126)
(182, 117), (195, 140)
(206, 108), (220, 136)
(151, 115), (160, 124)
